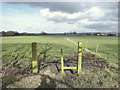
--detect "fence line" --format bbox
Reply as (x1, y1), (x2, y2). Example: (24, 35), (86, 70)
(66, 38), (109, 60)
(66, 38), (78, 46)
(31, 39), (112, 74)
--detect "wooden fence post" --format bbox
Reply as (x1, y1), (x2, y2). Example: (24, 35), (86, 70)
(61, 47), (64, 73)
(86, 41), (88, 50)
(78, 42), (82, 74)
(96, 44), (98, 55)
(32, 42), (38, 74)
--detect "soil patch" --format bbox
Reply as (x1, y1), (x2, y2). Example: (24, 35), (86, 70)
(3, 51), (109, 88)
(41, 51), (108, 74)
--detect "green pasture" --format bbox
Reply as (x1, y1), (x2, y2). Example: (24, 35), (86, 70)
(2, 35), (118, 60)
(1, 35), (119, 88)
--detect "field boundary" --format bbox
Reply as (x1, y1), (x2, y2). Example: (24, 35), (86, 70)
(85, 48), (108, 60)
(66, 38), (108, 60)
(66, 38), (78, 46)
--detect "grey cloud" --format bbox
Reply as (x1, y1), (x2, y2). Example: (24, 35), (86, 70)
(41, 8), (117, 24)
(78, 21), (117, 32)
(48, 17), (78, 24)
(87, 2), (118, 10)
(6, 2), (118, 33)
(6, 2), (118, 13)
(105, 10), (118, 20)
(6, 2), (85, 13)
(86, 23), (116, 31)
(88, 9), (118, 21)
(7, 2), (118, 23)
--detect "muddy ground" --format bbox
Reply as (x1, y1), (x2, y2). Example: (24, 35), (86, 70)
(2, 51), (110, 88)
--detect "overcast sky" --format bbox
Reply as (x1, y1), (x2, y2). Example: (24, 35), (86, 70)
(1, 2), (118, 33)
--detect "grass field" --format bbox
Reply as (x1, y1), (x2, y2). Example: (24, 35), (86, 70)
(2, 35), (118, 60)
(1, 35), (119, 88)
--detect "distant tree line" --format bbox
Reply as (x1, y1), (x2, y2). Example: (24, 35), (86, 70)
(0, 31), (47, 36)
(0, 31), (118, 37)
(64, 32), (118, 36)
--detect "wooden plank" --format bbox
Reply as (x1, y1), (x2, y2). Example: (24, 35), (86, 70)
(64, 67), (77, 69)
